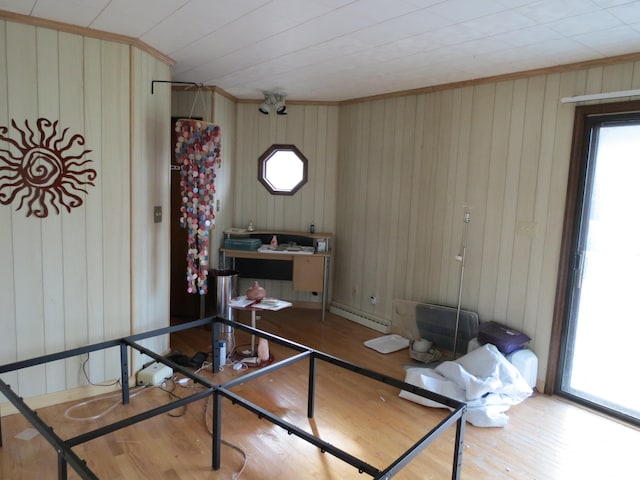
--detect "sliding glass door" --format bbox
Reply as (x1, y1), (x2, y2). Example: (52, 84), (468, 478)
(558, 111), (640, 425)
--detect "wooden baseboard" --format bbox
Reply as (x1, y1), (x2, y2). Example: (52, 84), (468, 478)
(1, 380), (133, 417)
(291, 300), (321, 310)
(330, 303), (390, 333)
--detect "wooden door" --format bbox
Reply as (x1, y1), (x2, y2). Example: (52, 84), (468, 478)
(170, 116), (201, 320)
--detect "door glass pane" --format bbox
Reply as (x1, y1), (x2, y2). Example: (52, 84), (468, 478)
(562, 121), (640, 422)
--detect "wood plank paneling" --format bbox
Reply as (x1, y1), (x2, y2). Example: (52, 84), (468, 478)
(3, 14), (640, 404)
(83, 36), (107, 383)
(36, 27), (66, 392)
(211, 91), (237, 264)
(335, 59), (640, 387)
(100, 40), (131, 381)
(232, 103), (339, 302)
(1, 18), (171, 404)
(478, 80), (512, 318)
(130, 47), (171, 371)
(6, 21), (47, 398)
(59, 30), (91, 388)
(0, 19), (18, 402)
(493, 78), (527, 322)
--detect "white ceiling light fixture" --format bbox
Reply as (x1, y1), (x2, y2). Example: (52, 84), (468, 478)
(259, 92), (287, 115)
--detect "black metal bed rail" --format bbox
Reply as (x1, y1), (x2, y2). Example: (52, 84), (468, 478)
(221, 350), (312, 389)
(0, 377), (99, 480)
(0, 339), (123, 374)
(215, 388), (382, 476)
(377, 405), (466, 479)
(212, 316), (467, 479)
(0, 317), (217, 479)
(0, 317), (213, 376)
(0, 316), (467, 479)
(214, 316), (464, 409)
(66, 387), (214, 448)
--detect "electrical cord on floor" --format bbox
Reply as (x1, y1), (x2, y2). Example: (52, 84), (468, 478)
(63, 385), (151, 421)
(159, 378), (188, 418)
(193, 359), (218, 375)
(68, 357), (247, 478)
(231, 343), (252, 357)
(205, 395), (247, 480)
(171, 368), (247, 479)
(65, 374), (191, 422)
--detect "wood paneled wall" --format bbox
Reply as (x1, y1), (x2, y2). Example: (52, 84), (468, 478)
(335, 61), (640, 384)
(211, 91), (237, 259)
(4, 11), (637, 404)
(0, 19), (171, 405)
(233, 103), (339, 301)
(172, 95), (339, 304)
(130, 48), (172, 368)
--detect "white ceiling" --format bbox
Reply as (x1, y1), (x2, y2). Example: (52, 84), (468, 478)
(2, 0), (640, 101)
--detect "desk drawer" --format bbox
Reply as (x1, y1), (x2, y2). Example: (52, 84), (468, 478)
(293, 255), (324, 292)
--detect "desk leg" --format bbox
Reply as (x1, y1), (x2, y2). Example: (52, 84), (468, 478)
(322, 256), (330, 322)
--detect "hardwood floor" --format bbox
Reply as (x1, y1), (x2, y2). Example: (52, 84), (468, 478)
(1, 308), (638, 479)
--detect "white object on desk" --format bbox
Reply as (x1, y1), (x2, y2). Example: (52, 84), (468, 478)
(253, 298), (293, 310)
(316, 239), (327, 252)
(257, 245), (315, 255)
(229, 296), (255, 308)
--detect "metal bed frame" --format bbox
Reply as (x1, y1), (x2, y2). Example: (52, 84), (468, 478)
(0, 316), (467, 479)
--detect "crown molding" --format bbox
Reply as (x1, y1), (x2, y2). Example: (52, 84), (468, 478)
(0, 9), (174, 66)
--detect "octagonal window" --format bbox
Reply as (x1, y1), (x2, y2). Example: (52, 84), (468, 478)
(258, 144), (308, 195)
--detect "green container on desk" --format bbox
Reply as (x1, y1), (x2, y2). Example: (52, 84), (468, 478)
(223, 238), (262, 250)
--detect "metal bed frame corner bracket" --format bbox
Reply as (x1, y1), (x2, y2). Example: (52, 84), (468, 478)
(0, 316), (466, 479)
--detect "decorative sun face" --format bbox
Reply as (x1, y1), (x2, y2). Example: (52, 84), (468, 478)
(0, 118), (97, 218)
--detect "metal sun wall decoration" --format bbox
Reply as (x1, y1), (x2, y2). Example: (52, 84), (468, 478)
(0, 118), (97, 218)
(175, 119), (221, 295)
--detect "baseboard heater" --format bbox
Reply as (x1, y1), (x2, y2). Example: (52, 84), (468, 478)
(330, 302), (390, 333)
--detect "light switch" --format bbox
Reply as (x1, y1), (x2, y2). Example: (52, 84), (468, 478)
(154, 206), (162, 223)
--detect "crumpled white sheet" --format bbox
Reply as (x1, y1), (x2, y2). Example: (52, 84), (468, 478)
(399, 343), (533, 427)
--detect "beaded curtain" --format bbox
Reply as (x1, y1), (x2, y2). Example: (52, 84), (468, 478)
(174, 119), (221, 295)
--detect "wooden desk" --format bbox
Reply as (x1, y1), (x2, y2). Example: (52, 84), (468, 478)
(220, 229), (333, 321)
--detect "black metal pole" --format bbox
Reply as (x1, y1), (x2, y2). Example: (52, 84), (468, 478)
(212, 391), (222, 470)
(58, 453), (68, 480)
(452, 413), (466, 480)
(120, 343), (130, 405)
(212, 317), (220, 373)
(307, 354), (316, 418)
(0, 378), (99, 479)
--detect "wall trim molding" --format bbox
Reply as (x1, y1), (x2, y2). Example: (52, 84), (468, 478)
(0, 9), (174, 66)
(340, 51), (640, 106)
(3, 9), (640, 105)
(0, 381), (127, 417)
(330, 303), (390, 333)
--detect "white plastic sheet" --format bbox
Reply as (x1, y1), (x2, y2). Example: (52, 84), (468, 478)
(399, 344), (532, 427)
